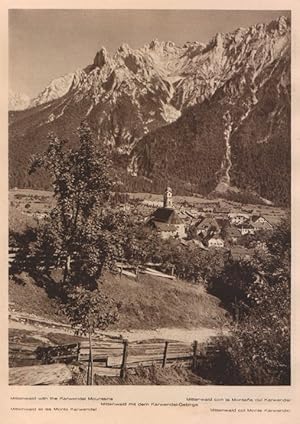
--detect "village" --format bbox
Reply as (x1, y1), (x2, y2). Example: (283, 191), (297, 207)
(10, 186), (286, 271)
(118, 187), (285, 262)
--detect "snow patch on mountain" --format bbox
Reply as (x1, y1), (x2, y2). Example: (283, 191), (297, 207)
(30, 70), (83, 107)
(9, 90), (30, 111)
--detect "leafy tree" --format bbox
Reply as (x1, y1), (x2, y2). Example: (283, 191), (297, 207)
(29, 121), (112, 286)
(29, 122), (118, 383)
(212, 272), (290, 385)
(64, 286), (119, 385)
(186, 224), (198, 240)
(207, 259), (257, 319)
(205, 218), (290, 384)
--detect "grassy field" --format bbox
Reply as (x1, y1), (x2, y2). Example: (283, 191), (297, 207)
(9, 270), (229, 331)
(101, 272), (228, 330)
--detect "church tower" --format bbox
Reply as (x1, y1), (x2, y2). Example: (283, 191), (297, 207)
(163, 186), (173, 208)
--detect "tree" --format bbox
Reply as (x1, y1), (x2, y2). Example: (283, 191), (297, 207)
(64, 286), (119, 385)
(206, 217), (290, 384)
(30, 122), (112, 284)
(212, 271), (290, 385)
(29, 122), (118, 383)
(207, 258), (257, 319)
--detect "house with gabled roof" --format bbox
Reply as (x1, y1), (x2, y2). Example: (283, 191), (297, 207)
(252, 215), (273, 231)
(195, 216), (220, 237)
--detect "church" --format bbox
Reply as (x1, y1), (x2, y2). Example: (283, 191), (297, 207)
(145, 187), (186, 240)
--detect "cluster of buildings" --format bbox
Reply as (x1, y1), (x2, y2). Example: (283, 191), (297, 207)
(145, 187), (279, 257)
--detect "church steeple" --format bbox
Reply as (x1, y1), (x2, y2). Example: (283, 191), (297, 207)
(163, 186), (173, 208)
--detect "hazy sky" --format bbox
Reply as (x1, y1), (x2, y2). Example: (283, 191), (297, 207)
(9, 9), (290, 98)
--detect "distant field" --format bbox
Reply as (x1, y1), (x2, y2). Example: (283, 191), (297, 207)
(9, 188), (287, 232)
(124, 192), (287, 223)
(10, 188), (53, 197)
(9, 189), (54, 232)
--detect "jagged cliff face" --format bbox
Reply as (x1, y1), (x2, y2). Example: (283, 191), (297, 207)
(9, 16), (290, 205)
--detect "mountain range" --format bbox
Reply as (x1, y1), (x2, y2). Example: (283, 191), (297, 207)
(9, 16), (290, 205)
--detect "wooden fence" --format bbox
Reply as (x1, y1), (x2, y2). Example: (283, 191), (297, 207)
(16, 338), (213, 383)
(9, 247), (175, 280)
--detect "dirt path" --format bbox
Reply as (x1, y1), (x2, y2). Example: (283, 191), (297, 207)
(101, 327), (225, 343)
(9, 315), (226, 344)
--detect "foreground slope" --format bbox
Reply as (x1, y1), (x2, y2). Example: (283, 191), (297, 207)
(9, 271), (228, 330)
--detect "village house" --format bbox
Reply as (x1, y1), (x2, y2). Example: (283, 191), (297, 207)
(142, 199), (163, 208)
(195, 216), (221, 237)
(256, 240), (268, 251)
(239, 224), (256, 236)
(208, 236), (225, 249)
(145, 187), (186, 240)
(201, 205), (216, 213)
(228, 213), (250, 225)
(252, 215), (273, 231)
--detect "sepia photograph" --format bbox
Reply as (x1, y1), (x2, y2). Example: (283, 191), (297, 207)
(8, 9), (291, 386)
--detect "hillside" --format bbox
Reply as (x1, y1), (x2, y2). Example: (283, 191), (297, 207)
(9, 271), (229, 331)
(9, 16), (290, 206)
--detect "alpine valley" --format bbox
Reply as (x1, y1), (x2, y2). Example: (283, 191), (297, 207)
(9, 16), (290, 206)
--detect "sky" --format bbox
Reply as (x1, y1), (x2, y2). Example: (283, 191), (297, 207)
(9, 9), (290, 98)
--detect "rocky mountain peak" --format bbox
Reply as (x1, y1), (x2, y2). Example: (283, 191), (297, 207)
(149, 38), (161, 50)
(275, 15), (290, 35)
(265, 15), (290, 36)
(117, 43), (132, 54)
(93, 47), (110, 67)
(214, 32), (225, 48)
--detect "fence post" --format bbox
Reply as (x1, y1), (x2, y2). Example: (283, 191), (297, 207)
(192, 340), (198, 370)
(86, 353), (90, 385)
(162, 341), (169, 368)
(77, 343), (81, 362)
(120, 339), (129, 379)
(86, 333), (94, 385)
